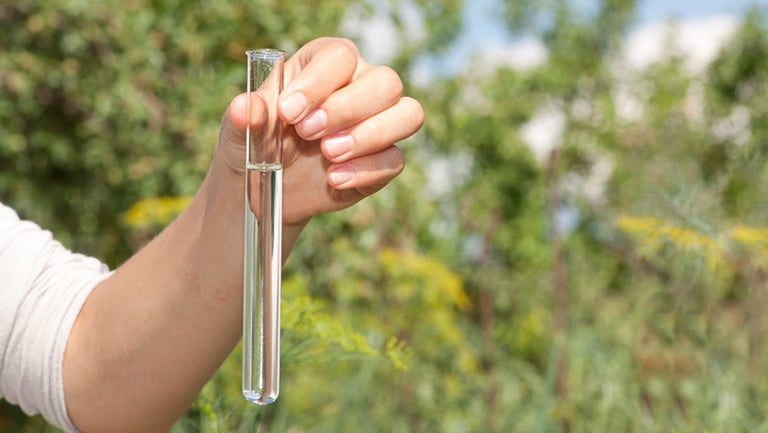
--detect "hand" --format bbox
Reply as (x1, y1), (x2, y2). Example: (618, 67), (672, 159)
(216, 37), (424, 224)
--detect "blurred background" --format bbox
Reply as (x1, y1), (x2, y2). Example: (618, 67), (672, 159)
(3, 0), (768, 431)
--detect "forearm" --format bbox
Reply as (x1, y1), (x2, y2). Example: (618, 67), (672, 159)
(63, 170), (305, 433)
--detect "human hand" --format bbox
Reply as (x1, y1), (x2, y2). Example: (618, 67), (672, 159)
(215, 37), (424, 224)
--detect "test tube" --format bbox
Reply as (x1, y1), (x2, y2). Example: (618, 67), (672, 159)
(243, 49), (285, 405)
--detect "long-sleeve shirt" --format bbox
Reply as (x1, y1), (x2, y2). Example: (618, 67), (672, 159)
(0, 202), (110, 433)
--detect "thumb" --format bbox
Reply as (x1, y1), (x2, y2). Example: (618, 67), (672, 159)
(217, 93), (267, 172)
(221, 92), (268, 147)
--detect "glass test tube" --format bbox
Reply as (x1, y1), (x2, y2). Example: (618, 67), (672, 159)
(243, 49), (285, 405)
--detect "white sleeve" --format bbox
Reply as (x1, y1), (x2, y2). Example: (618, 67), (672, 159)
(0, 202), (111, 433)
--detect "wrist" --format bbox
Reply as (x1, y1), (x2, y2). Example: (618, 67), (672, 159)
(191, 165), (310, 290)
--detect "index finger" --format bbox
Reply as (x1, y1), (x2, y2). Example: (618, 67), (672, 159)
(277, 38), (364, 125)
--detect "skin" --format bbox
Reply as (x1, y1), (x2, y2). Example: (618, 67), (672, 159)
(62, 37), (424, 433)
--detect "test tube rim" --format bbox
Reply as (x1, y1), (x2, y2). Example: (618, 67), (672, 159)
(246, 49), (287, 61)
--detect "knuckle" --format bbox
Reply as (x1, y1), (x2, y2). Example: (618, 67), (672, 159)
(336, 37), (359, 53)
(325, 38), (359, 65)
(364, 116), (384, 140)
(403, 97), (425, 128)
(334, 92), (357, 122)
(372, 66), (403, 101)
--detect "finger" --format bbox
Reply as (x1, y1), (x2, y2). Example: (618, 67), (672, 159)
(222, 93), (248, 144)
(278, 38), (362, 125)
(217, 93), (268, 172)
(321, 96), (424, 163)
(224, 92), (269, 140)
(327, 145), (405, 190)
(295, 65), (404, 141)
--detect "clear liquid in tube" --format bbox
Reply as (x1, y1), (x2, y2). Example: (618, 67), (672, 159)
(243, 162), (282, 404)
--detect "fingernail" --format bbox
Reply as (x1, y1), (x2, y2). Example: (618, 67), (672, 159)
(329, 166), (356, 186)
(280, 92), (308, 122)
(324, 133), (354, 159)
(297, 109), (327, 138)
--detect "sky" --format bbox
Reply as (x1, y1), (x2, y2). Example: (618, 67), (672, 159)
(444, 0), (768, 75)
(637, 0), (764, 23)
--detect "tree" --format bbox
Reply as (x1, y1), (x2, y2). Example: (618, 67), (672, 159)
(5, 0), (768, 432)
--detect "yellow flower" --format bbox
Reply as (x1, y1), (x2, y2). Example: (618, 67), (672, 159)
(122, 196), (192, 229)
(385, 337), (414, 371)
(378, 248), (470, 311)
(731, 225), (768, 248)
(615, 215), (661, 236)
(730, 225), (768, 267)
(615, 214), (724, 270)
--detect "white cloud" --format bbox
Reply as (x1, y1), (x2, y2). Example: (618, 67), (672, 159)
(453, 14), (738, 83)
(340, 4), (399, 65)
(623, 15), (740, 74)
(474, 37), (549, 73)
(460, 12), (738, 79)
(613, 15), (741, 123)
(519, 102), (566, 165)
(340, 0), (426, 66)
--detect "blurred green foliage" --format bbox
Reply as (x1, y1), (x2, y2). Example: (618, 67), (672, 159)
(0, 0), (351, 265)
(5, 0), (768, 432)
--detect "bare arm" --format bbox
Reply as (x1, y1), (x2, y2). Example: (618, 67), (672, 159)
(62, 38), (424, 433)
